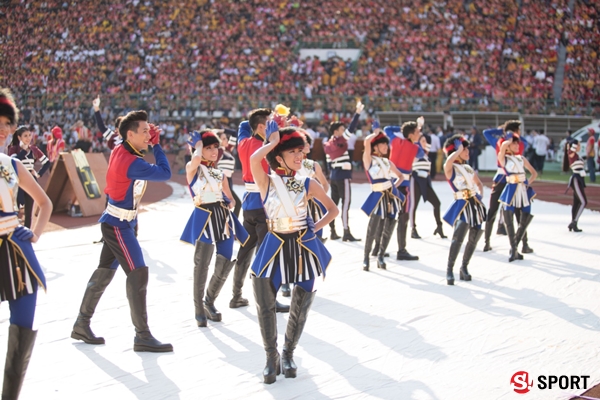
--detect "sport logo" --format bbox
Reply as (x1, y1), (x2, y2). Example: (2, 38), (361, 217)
(511, 371), (533, 394)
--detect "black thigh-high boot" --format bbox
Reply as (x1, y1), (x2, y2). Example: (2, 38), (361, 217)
(377, 217), (396, 269)
(515, 212), (534, 252)
(282, 286), (316, 378)
(71, 268), (116, 344)
(521, 232), (533, 253)
(126, 268), (173, 352)
(482, 217), (495, 252)
(193, 241), (214, 327)
(447, 220), (469, 285)
(363, 215), (381, 271)
(205, 254), (236, 322)
(460, 227), (483, 281)
(396, 213), (418, 260)
(230, 255), (252, 308)
(2, 325), (37, 400)
(502, 210), (521, 262)
(253, 277), (280, 384)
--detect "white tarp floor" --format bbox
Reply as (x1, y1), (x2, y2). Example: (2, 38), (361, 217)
(2, 181), (599, 400)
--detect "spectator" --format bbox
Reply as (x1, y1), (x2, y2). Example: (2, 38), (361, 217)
(586, 128), (596, 182)
(533, 129), (550, 173)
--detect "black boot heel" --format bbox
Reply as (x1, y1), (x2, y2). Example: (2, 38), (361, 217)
(263, 352), (281, 384)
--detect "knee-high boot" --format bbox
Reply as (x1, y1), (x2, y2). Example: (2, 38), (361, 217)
(521, 232), (534, 253)
(515, 213), (534, 253)
(447, 220), (469, 285)
(377, 218), (396, 269)
(363, 216), (381, 271)
(482, 217), (495, 252)
(193, 241), (214, 327)
(2, 325), (37, 400)
(282, 286), (316, 378)
(502, 210), (521, 262)
(460, 227), (483, 281)
(71, 268), (116, 344)
(253, 277), (280, 384)
(205, 254), (236, 322)
(126, 268), (173, 352)
(230, 255), (252, 308)
(396, 213), (418, 260)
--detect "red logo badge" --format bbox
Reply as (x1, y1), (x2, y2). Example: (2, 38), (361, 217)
(511, 371), (533, 394)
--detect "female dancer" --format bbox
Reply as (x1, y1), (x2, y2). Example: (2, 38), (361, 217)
(180, 130), (248, 327)
(442, 135), (486, 285)
(361, 127), (405, 271)
(0, 88), (53, 399)
(250, 123), (337, 384)
(498, 133), (537, 262)
(565, 140), (587, 232)
(8, 126), (50, 228)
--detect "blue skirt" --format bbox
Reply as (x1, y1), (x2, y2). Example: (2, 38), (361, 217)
(361, 186), (404, 219)
(181, 203), (249, 246)
(0, 233), (46, 302)
(443, 195), (487, 227)
(499, 183), (536, 208)
(251, 228), (331, 284)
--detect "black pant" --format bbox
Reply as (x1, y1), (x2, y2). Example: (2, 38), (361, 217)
(409, 178), (442, 229)
(97, 223), (140, 274)
(486, 180), (506, 223)
(235, 208), (268, 268)
(429, 152), (438, 179)
(330, 178), (351, 230)
(572, 177), (587, 222)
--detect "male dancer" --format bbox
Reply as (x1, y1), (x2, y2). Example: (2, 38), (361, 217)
(71, 110), (173, 352)
(482, 121), (533, 254)
(408, 122), (445, 239)
(229, 109), (289, 311)
(381, 121), (420, 260)
(323, 100), (363, 241)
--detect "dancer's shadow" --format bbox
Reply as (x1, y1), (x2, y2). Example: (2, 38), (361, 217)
(142, 249), (178, 283)
(303, 332), (440, 400)
(74, 344), (180, 400)
(312, 297), (446, 362)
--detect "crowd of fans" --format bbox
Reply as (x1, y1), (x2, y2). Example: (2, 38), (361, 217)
(1, 0), (598, 129)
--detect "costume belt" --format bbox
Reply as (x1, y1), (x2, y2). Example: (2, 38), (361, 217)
(453, 189), (477, 200)
(0, 215), (19, 236)
(507, 174), (526, 184)
(106, 204), (137, 221)
(267, 216), (307, 232)
(244, 182), (259, 192)
(371, 181), (392, 192)
(193, 191), (223, 207)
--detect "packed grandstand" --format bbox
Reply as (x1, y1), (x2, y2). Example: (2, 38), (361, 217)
(1, 0), (598, 130)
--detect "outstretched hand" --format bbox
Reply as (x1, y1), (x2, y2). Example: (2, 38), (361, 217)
(372, 120), (380, 131)
(92, 96), (100, 112)
(265, 120), (279, 141)
(356, 100), (365, 114)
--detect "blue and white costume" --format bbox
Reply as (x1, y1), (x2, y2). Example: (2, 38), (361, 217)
(443, 162), (487, 227)
(499, 155), (536, 213)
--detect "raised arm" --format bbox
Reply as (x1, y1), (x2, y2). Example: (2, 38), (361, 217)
(362, 132), (376, 171)
(444, 144), (465, 180)
(497, 140), (510, 167)
(251, 124), (280, 199)
(185, 131), (203, 185)
(342, 100), (364, 139)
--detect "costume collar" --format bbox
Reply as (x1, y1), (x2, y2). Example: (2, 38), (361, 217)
(274, 167), (295, 177)
(200, 159), (214, 167)
(124, 140), (145, 157)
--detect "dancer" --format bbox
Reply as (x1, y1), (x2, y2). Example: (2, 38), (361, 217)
(442, 135), (486, 285)
(565, 140), (587, 232)
(482, 121), (532, 252)
(217, 129), (241, 218)
(229, 109), (290, 310)
(382, 121), (420, 260)
(71, 110), (173, 352)
(250, 123), (337, 384)
(0, 88), (53, 400)
(298, 133), (329, 242)
(361, 124), (405, 271)
(409, 124), (445, 239)
(180, 130), (248, 327)
(8, 126), (50, 228)
(323, 100), (363, 242)
(497, 133), (537, 262)
(92, 96), (121, 150)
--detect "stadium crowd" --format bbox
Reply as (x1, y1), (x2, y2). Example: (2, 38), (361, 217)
(1, 0), (598, 132)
